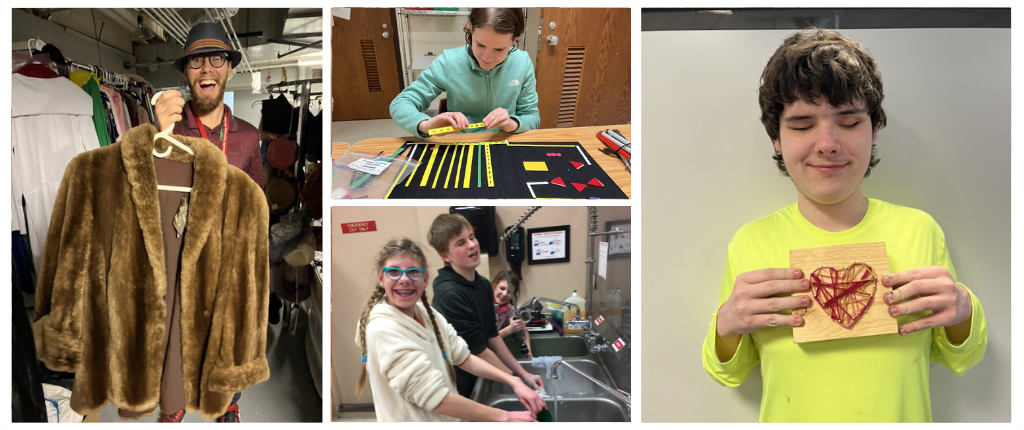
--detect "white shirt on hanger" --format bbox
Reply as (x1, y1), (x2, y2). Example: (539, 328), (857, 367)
(12, 73), (100, 273)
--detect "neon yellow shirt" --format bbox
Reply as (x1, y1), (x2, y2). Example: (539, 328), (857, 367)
(702, 198), (987, 422)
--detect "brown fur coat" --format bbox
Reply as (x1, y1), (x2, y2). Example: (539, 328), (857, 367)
(33, 124), (270, 419)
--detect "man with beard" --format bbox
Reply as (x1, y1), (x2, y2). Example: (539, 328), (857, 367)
(155, 22), (265, 186)
(148, 23), (262, 423)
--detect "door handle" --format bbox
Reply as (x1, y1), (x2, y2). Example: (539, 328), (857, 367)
(546, 35), (559, 46)
(383, 31), (390, 39)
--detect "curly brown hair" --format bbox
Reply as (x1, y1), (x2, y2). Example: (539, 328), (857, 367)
(759, 28), (887, 177)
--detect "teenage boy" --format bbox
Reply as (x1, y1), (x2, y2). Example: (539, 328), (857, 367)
(702, 29), (987, 422)
(428, 214), (544, 398)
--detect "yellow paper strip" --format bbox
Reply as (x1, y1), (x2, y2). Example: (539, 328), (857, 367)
(463, 143), (475, 188)
(427, 122), (486, 136)
(432, 145), (450, 189)
(485, 143), (494, 187)
(444, 144), (458, 189)
(428, 126), (454, 135)
(419, 145), (440, 187)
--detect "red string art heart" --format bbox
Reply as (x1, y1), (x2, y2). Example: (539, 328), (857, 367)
(808, 262), (877, 328)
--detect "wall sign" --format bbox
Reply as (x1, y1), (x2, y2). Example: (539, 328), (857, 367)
(341, 221), (377, 234)
(527, 225), (571, 265)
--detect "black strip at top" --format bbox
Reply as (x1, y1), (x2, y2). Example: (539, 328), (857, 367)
(642, 8), (1009, 32)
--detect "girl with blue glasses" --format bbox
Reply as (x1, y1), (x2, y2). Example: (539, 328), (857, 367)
(355, 237), (544, 421)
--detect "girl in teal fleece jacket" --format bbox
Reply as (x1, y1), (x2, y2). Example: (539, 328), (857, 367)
(389, 8), (540, 138)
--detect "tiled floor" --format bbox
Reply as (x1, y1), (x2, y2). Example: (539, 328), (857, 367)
(96, 307), (322, 423)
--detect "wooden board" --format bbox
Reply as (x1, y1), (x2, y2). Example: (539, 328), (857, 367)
(790, 242), (898, 343)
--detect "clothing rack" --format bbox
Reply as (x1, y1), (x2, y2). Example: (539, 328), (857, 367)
(264, 78), (319, 211)
(265, 78), (322, 192)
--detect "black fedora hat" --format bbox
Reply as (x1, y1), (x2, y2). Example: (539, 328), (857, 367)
(173, 22), (242, 73)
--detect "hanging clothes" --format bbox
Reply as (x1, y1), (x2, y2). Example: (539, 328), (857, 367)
(260, 94), (299, 136)
(118, 90), (138, 128)
(124, 73), (156, 121)
(15, 63), (60, 79)
(301, 109), (322, 162)
(12, 233), (35, 293)
(12, 73), (100, 274)
(13, 270), (47, 423)
(39, 44), (68, 78)
(68, 71), (112, 147)
(32, 125), (270, 419)
(98, 91), (119, 143)
(99, 85), (127, 141)
(118, 92), (133, 128)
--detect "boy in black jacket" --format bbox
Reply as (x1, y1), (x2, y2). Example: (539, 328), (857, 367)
(427, 213), (543, 398)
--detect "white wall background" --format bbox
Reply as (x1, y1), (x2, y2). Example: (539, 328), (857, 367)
(641, 28), (1009, 422)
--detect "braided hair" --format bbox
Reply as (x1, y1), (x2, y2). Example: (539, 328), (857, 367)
(355, 237), (457, 395)
(421, 293), (458, 387)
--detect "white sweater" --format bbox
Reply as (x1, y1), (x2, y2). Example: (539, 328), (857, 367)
(358, 302), (472, 422)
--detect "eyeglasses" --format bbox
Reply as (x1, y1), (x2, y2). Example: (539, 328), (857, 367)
(383, 267), (425, 281)
(187, 53), (229, 69)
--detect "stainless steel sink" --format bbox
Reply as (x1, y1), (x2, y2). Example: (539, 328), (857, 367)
(504, 333), (591, 359)
(476, 334), (629, 422)
(490, 359), (609, 395)
(485, 397), (629, 422)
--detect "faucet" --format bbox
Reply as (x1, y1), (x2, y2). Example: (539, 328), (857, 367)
(521, 297), (591, 332)
(553, 360), (631, 412)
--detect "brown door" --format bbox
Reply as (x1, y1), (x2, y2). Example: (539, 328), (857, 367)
(332, 9), (403, 121)
(535, 8), (631, 128)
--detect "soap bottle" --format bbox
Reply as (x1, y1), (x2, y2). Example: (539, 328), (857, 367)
(564, 290), (587, 334)
(546, 301), (564, 328)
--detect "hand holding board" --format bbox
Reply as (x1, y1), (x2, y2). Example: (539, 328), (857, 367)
(791, 242), (898, 343)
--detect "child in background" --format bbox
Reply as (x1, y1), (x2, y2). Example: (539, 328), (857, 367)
(356, 237), (543, 422)
(492, 271), (532, 359)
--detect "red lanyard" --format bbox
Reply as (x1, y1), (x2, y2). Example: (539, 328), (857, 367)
(193, 106), (230, 155)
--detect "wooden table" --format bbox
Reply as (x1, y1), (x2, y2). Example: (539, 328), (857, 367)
(331, 124), (631, 198)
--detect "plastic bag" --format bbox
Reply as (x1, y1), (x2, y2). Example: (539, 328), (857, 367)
(332, 151), (419, 199)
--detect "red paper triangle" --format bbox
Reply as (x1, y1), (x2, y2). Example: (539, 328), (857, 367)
(588, 178), (604, 187)
(551, 177), (566, 187)
(571, 161), (584, 169)
(572, 183), (587, 192)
